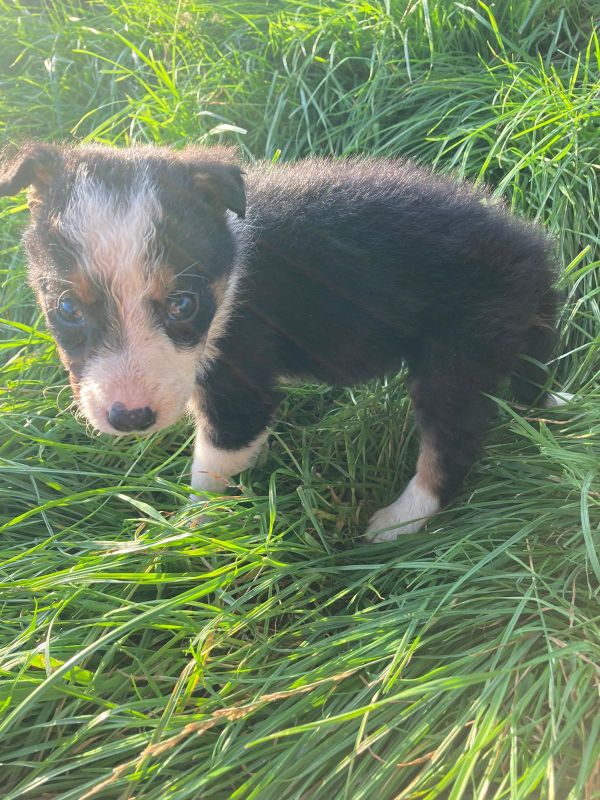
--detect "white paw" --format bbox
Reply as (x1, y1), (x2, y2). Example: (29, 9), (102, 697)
(364, 477), (440, 543)
(544, 391), (575, 408)
(189, 475), (228, 497)
(365, 505), (426, 542)
(190, 427), (269, 496)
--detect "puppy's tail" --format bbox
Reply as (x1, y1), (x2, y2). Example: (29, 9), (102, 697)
(510, 286), (560, 406)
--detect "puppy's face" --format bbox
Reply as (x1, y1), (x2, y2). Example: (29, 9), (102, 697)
(0, 143), (245, 435)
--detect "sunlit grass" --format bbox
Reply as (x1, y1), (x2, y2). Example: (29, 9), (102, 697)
(0, 1), (598, 798)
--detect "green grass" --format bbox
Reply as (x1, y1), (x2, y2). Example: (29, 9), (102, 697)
(0, 1), (599, 798)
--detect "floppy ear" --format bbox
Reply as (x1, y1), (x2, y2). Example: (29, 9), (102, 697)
(191, 162), (246, 219)
(0, 142), (62, 198)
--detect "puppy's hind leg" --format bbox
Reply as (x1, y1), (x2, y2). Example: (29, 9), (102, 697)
(365, 434), (441, 541)
(365, 357), (498, 542)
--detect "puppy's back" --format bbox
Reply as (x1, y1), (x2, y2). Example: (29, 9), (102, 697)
(234, 158), (556, 384)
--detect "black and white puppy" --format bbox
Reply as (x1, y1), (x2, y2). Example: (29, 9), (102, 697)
(0, 143), (569, 541)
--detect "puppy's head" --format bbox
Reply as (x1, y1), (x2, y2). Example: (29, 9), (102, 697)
(0, 142), (246, 434)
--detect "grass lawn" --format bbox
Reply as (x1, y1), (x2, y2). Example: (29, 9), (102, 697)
(0, 1), (599, 797)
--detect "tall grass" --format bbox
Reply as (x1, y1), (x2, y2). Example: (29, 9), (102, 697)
(0, 1), (599, 798)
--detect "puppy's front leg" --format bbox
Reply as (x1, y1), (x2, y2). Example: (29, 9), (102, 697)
(188, 362), (280, 506)
(190, 419), (269, 498)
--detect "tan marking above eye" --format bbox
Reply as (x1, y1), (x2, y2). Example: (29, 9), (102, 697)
(146, 266), (177, 301)
(68, 270), (97, 305)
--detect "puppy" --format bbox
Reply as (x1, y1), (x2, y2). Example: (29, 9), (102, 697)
(0, 142), (568, 541)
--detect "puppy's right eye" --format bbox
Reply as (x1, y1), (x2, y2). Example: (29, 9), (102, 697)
(56, 296), (85, 325)
(166, 293), (198, 322)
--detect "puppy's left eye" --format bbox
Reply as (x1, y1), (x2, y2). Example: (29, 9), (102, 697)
(57, 295), (86, 325)
(166, 293), (198, 322)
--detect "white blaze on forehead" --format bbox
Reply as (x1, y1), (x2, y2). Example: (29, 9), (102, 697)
(61, 164), (162, 291)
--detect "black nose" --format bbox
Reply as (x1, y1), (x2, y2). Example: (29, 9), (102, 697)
(107, 403), (156, 432)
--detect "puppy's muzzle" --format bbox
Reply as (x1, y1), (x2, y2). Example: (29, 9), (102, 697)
(107, 402), (156, 432)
